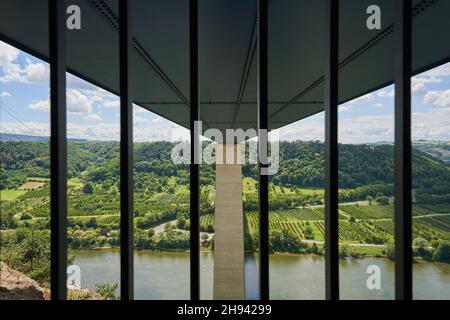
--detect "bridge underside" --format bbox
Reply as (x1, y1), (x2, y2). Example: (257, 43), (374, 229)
(1, 0), (449, 135)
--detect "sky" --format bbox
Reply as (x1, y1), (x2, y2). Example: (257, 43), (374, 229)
(1, 40), (450, 144)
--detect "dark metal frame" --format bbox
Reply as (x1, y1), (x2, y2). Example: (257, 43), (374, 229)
(394, 0), (413, 301)
(49, 0), (68, 301)
(257, 0), (270, 301)
(119, 0), (134, 300)
(42, 0), (415, 301)
(324, 0), (339, 301)
(189, 0), (201, 301)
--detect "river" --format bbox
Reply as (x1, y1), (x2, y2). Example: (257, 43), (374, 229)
(71, 249), (450, 300)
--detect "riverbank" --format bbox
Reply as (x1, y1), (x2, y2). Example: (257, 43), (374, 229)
(68, 244), (387, 260)
(70, 249), (450, 300)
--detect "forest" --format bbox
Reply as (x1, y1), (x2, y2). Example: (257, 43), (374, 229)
(1, 138), (450, 286)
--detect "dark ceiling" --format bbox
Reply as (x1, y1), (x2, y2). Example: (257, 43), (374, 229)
(1, 0), (449, 133)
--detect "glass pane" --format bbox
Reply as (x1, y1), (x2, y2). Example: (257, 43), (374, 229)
(411, 64), (450, 299)
(133, 106), (190, 299)
(0, 0), (51, 301)
(0, 40), (51, 299)
(199, 0), (258, 300)
(411, 0), (450, 299)
(132, 0), (190, 300)
(268, 0), (326, 300)
(338, 0), (395, 300)
(66, 0), (120, 300)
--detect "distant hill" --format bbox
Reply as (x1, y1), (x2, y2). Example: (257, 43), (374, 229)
(413, 140), (450, 162)
(1, 139), (449, 191)
(364, 140), (450, 162)
(0, 133), (87, 142)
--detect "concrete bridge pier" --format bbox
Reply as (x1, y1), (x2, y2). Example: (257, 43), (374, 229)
(213, 144), (245, 300)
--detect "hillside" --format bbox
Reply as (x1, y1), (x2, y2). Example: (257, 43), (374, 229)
(2, 139), (449, 196)
(413, 140), (450, 162)
(1, 138), (449, 268)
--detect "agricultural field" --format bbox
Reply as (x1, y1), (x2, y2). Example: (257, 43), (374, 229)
(243, 204), (449, 247)
(18, 181), (45, 190)
(2, 177), (449, 251)
(1, 140), (450, 261)
(0, 189), (27, 201)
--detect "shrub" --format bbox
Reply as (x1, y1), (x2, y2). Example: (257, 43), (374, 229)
(433, 241), (450, 263)
(82, 182), (94, 194)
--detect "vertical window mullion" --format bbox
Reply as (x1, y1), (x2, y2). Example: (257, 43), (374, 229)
(257, 0), (269, 301)
(189, 0), (200, 301)
(394, 0), (413, 301)
(324, 0), (339, 301)
(119, 0), (134, 300)
(49, 0), (68, 301)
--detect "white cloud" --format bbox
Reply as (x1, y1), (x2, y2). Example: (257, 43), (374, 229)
(413, 76), (442, 84)
(67, 122), (120, 140)
(411, 82), (426, 95)
(373, 71), (446, 99)
(409, 76), (442, 96)
(0, 41), (49, 83)
(133, 117), (190, 142)
(22, 58), (48, 83)
(0, 114), (191, 142)
(133, 105), (149, 114)
(339, 114), (395, 143)
(0, 121), (49, 137)
(134, 115), (148, 125)
(424, 89), (450, 107)
(348, 93), (374, 104)
(102, 99), (120, 108)
(0, 91), (11, 97)
(0, 42), (21, 82)
(272, 101), (450, 143)
(378, 89), (395, 98)
(85, 113), (102, 122)
(412, 107), (450, 140)
(338, 106), (349, 112)
(271, 113), (325, 142)
(372, 103), (383, 108)
(2, 103), (450, 143)
(28, 99), (50, 112)
(67, 89), (92, 114)
(421, 62), (450, 78)
(28, 89), (92, 114)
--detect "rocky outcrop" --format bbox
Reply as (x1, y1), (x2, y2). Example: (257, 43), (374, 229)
(0, 262), (104, 300)
(0, 262), (46, 300)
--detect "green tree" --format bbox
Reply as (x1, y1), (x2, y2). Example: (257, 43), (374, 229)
(83, 182), (94, 194)
(177, 216), (186, 230)
(95, 283), (119, 300)
(164, 222), (172, 231)
(376, 195), (389, 205)
(413, 237), (432, 260)
(340, 243), (353, 258)
(303, 225), (314, 240)
(1, 212), (18, 229)
(385, 240), (395, 260)
(433, 241), (450, 263)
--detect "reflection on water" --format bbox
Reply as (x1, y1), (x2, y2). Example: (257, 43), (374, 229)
(71, 250), (450, 300)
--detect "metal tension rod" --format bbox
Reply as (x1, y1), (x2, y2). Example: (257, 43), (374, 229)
(119, 0), (134, 300)
(324, 0), (339, 301)
(189, 0), (201, 301)
(49, 0), (68, 301)
(394, 0), (413, 301)
(257, 0), (269, 301)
